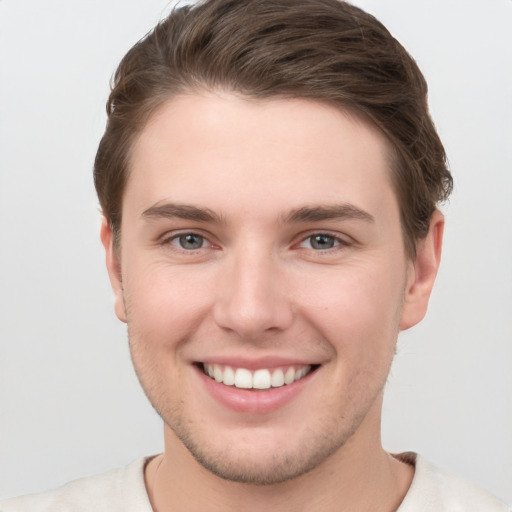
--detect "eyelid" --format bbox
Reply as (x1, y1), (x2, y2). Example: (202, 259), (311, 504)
(159, 229), (218, 250)
(295, 230), (353, 250)
(157, 228), (352, 251)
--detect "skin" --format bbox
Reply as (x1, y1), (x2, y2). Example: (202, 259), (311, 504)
(102, 92), (443, 511)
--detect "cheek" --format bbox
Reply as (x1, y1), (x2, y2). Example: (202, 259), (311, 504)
(122, 261), (216, 347)
(294, 263), (405, 356)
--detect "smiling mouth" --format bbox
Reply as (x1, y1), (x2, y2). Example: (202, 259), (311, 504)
(200, 363), (318, 390)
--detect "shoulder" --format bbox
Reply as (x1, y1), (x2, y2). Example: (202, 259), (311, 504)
(0, 458), (154, 512)
(397, 452), (511, 512)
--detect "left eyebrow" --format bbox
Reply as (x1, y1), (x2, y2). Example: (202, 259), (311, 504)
(282, 204), (375, 224)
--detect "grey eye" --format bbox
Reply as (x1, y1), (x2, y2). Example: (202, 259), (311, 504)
(176, 233), (205, 250)
(309, 234), (336, 250)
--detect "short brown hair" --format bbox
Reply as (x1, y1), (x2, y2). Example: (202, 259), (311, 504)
(94, 0), (452, 257)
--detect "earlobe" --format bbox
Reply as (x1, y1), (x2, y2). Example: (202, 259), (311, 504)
(400, 210), (444, 331)
(100, 217), (127, 323)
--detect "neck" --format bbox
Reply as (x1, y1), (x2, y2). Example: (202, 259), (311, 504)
(145, 405), (413, 512)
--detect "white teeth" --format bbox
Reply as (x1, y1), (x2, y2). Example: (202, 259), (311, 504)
(223, 366), (235, 386)
(253, 369), (271, 389)
(234, 368), (253, 389)
(213, 364), (223, 382)
(295, 366), (308, 381)
(203, 364), (313, 389)
(271, 368), (285, 387)
(284, 367), (295, 385)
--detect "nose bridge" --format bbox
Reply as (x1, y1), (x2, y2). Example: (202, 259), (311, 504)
(213, 241), (293, 338)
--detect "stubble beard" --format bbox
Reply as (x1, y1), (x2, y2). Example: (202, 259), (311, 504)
(129, 343), (388, 486)
(167, 410), (368, 485)
(124, 298), (400, 487)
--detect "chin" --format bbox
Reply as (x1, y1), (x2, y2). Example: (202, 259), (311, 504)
(183, 438), (336, 485)
(166, 415), (359, 486)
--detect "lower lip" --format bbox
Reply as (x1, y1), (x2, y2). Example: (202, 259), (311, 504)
(195, 366), (315, 414)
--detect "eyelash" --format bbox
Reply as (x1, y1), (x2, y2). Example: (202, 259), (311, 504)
(163, 232), (212, 252)
(161, 231), (350, 253)
(297, 233), (349, 251)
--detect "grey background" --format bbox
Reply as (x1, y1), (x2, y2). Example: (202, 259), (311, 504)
(1, 0), (511, 503)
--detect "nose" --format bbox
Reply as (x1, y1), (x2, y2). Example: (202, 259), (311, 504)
(212, 249), (294, 340)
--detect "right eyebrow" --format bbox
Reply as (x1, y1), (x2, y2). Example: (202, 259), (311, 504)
(141, 203), (225, 224)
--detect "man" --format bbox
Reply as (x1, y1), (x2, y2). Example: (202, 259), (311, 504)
(1, 0), (509, 510)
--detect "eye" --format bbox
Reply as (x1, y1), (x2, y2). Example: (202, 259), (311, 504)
(300, 234), (341, 250)
(170, 233), (207, 250)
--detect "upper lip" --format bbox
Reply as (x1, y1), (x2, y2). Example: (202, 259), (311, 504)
(194, 355), (323, 371)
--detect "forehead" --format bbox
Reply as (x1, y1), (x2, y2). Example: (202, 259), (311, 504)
(125, 92), (398, 224)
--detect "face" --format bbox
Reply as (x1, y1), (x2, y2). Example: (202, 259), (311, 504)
(102, 92), (441, 484)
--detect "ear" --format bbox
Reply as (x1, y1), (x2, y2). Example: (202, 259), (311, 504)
(400, 210), (444, 330)
(100, 217), (127, 323)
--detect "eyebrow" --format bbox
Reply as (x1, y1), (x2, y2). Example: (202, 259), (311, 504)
(141, 203), (225, 224)
(283, 204), (375, 224)
(141, 202), (374, 225)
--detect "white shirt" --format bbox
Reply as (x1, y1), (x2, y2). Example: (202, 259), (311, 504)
(1, 453), (509, 511)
